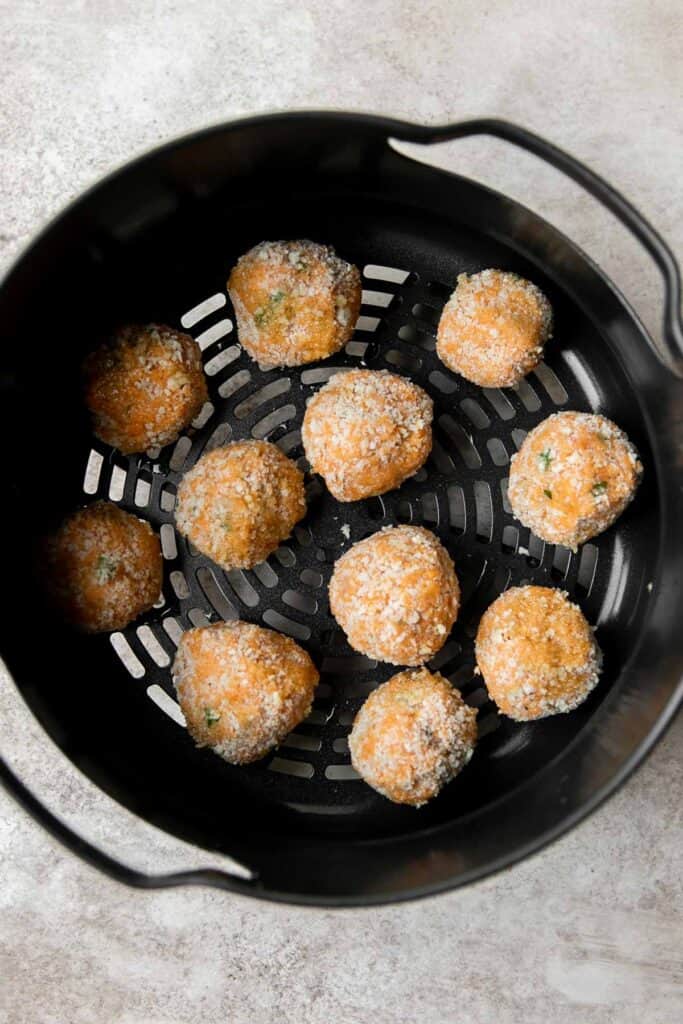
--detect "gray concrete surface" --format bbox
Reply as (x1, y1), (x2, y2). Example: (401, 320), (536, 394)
(0, 1), (681, 1021)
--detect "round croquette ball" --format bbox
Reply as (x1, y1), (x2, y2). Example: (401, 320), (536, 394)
(227, 240), (361, 367)
(302, 369), (433, 501)
(437, 269), (552, 387)
(173, 620), (319, 764)
(83, 323), (208, 454)
(508, 411), (643, 550)
(349, 668), (477, 806)
(43, 501), (162, 632)
(329, 525), (459, 666)
(475, 585), (602, 720)
(175, 440), (306, 571)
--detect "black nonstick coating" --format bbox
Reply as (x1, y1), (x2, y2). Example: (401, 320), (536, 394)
(0, 114), (681, 904)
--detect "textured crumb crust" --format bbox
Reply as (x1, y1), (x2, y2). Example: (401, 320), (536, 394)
(436, 269), (552, 388)
(475, 585), (602, 721)
(349, 668), (477, 806)
(83, 323), (208, 454)
(175, 440), (306, 571)
(173, 620), (319, 764)
(227, 239), (362, 367)
(329, 525), (460, 666)
(508, 411), (643, 550)
(302, 369), (433, 501)
(43, 500), (162, 632)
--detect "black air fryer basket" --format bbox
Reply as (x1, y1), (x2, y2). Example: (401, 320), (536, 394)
(1, 114), (681, 906)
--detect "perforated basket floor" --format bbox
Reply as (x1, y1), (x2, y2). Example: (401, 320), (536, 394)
(74, 239), (625, 831)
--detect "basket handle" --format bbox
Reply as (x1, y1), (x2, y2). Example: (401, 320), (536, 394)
(391, 117), (683, 374)
(0, 753), (255, 891)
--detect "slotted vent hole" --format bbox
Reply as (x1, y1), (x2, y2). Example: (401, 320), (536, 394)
(448, 485), (467, 534)
(203, 421), (232, 452)
(420, 492), (439, 524)
(136, 625), (170, 667)
(525, 533), (545, 568)
(252, 404), (297, 439)
(262, 609), (311, 641)
(363, 264), (410, 284)
(110, 633), (145, 678)
(204, 344), (240, 377)
(487, 437), (509, 466)
(429, 369), (457, 394)
(474, 481), (493, 543)
(161, 616), (183, 646)
(282, 590), (318, 615)
(460, 398), (490, 430)
(533, 362), (569, 405)
(195, 318), (233, 351)
(512, 378), (542, 412)
(501, 524), (519, 554)
(551, 545), (572, 581)
(226, 570), (259, 608)
(253, 561), (279, 588)
(234, 378), (291, 419)
(577, 543), (599, 596)
(188, 607), (211, 628)
(438, 415), (482, 469)
(398, 323), (435, 351)
(483, 388), (515, 421)
(108, 464), (126, 501)
(160, 482), (177, 512)
(146, 685), (185, 726)
(269, 757), (314, 779)
(160, 523), (178, 560)
(134, 475), (151, 508)
(355, 314), (381, 333)
(196, 566), (238, 621)
(169, 436), (192, 472)
(218, 369), (251, 399)
(180, 292), (226, 329)
(82, 449), (103, 494)
(362, 288), (394, 308)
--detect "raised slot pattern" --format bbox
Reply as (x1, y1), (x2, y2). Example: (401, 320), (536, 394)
(146, 684), (186, 726)
(195, 319), (233, 351)
(92, 270), (619, 797)
(363, 264), (410, 284)
(180, 292), (227, 329)
(82, 449), (103, 494)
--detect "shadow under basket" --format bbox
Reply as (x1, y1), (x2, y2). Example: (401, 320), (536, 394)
(0, 113), (681, 906)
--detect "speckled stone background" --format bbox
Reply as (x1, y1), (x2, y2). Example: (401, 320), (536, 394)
(1, 2), (681, 1021)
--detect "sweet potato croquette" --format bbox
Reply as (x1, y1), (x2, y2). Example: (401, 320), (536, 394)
(437, 269), (552, 387)
(476, 586), (602, 721)
(349, 669), (477, 806)
(329, 525), (459, 666)
(83, 323), (208, 454)
(508, 411), (642, 550)
(175, 440), (306, 571)
(227, 240), (361, 366)
(44, 501), (162, 632)
(302, 369), (433, 501)
(173, 621), (319, 764)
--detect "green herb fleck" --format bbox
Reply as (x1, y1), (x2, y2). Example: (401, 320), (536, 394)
(254, 290), (287, 327)
(204, 707), (221, 727)
(591, 481), (608, 497)
(222, 513), (231, 531)
(543, 488), (553, 500)
(295, 259), (307, 272)
(538, 448), (554, 471)
(95, 554), (118, 584)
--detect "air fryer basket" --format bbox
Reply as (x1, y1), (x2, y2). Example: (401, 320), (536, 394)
(1, 114), (681, 905)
